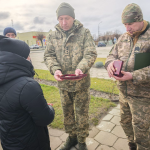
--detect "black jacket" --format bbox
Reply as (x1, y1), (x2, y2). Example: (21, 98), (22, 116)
(0, 51), (54, 150)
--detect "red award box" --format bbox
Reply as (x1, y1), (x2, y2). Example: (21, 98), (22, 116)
(113, 60), (124, 77)
(60, 74), (87, 80)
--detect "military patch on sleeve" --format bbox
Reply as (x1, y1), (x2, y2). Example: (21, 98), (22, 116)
(134, 46), (140, 54)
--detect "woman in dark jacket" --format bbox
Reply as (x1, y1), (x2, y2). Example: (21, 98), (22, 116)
(0, 36), (55, 150)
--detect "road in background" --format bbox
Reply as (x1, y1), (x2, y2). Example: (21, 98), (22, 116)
(96, 46), (111, 58)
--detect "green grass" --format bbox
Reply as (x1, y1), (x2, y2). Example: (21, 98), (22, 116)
(41, 84), (63, 129)
(91, 78), (119, 95)
(34, 69), (119, 95)
(41, 84), (116, 129)
(89, 96), (116, 126)
(35, 69), (56, 81)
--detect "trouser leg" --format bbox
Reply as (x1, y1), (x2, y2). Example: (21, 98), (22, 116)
(59, 90), (76, 136)
(74, 88), (90, 143)
(128, 96), (150, 150)
(119, 92), (135, 143)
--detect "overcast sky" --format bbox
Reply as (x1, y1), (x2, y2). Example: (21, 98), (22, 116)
(0, 0), (149, 36)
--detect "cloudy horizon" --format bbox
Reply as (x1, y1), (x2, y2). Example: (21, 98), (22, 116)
(0, 0), (149, 37)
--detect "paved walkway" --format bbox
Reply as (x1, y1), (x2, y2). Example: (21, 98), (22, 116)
(49, 104), (128, 150)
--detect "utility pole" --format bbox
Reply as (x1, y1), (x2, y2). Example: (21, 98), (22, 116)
(11, 19), (13, 27)
(98, 21), (102, 42)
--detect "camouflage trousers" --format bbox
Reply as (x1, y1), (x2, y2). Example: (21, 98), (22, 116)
(119, 92), (150, 150)
(59, 88), (90, 143)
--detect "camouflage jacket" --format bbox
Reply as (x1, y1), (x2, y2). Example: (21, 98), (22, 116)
(105, 22), (150, 98)
(44, 20), (97, 92)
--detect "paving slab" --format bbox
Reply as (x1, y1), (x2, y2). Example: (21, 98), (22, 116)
(88, 127), (100, 138)
(109, 108), (120, 116)
(96, 145), (115, 150)
(50, 136), (62, 150)
(115, 104), (120, 109)
(96, 121), (115, 132)
(111, 116), (120, 125)
(111, 126), (126, 138)
(60, 133), (68, 142)
(102, 114), (113, 121)
(113, 138), (128, 150)
(94, 131), (118, 146)
(49, 128), (65, 137)
(76, 138), (99, 150)
(0, 142), (2, 150)
(86, 138), (99, 150)
(57, 142), (77, 150)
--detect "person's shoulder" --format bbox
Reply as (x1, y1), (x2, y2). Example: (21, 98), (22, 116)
(47, 30), (57, 39)
(77, 26), (91, 36)
(120, 32), (128, 38)
(22, 77), (40, 89)
(117, 32), (129, 43)
(19, 77), (43, 97)
(48, 29), (62, 41)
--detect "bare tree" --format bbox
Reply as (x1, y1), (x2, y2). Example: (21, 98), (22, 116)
(113, 30), (122, 40)
(100, 33), (107, 44)
(95, 29), (122, 45)
(105, 31), (111, 44)
(109, 33), (115, 45)
(36, 30), (45, 47)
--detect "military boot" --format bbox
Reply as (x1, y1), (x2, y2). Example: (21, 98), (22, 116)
(78, 142), (88, 150)
(59, 136), (78, 150)
(128, 142), (137, 150)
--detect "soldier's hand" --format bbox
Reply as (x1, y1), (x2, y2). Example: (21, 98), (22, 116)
(54, 70), (63, 81)
(75, 69), (83, 76)
(74, 69), (83, 81)
(48, 103), (53, 106)
(112, 71), (133, 81)
(107, 61), (115, 77)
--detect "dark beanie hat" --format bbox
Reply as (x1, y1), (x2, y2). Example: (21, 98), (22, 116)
(56, 2), (75, 19)
(0, 35), (30, 59)
(3, 27), (17, 36)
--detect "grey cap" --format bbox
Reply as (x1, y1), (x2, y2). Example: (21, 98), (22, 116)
(56, 2), (75, 19)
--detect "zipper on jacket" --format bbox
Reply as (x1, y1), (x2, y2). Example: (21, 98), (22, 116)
(64, 33), (74, 48)
(124, 37), (133, 97)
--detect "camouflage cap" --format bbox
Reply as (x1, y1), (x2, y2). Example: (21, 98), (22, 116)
(122, 3), (143, 24)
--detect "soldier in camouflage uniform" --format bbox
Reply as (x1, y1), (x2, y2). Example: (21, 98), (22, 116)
(44, 2), (97, 150)
(105, 3), (150, 150)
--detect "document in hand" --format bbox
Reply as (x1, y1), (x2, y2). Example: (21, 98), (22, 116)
(134, 53), (150, 70)
(113, 60), (124, 77)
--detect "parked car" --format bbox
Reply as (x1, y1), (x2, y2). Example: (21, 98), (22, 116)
(29, 44), (39, 49)
(97, 43), (106, 47)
